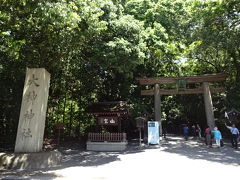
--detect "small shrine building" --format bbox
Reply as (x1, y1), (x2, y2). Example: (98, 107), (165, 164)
(86, 101), (128, 151)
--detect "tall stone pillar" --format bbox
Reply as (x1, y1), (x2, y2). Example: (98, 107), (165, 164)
(203, 82), (215, 129)
(15, 68), (50, 153)
(154, 84), (162, 136)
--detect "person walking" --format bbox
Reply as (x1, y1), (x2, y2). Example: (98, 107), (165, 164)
(205, 126), (212, 147)
(225, 123), (239, 149)
(211, 127), (222, 148)
(191, 125), (197, 138)
(183, 124), (189, 141)
(162, 125), (167, 139)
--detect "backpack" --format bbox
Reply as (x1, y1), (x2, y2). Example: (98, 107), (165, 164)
(220, 140), (224, 147)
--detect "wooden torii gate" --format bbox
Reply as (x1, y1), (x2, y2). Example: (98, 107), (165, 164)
(136, 73), (228, 136)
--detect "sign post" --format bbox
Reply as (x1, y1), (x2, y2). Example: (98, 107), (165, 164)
(136, 117), (146, 147)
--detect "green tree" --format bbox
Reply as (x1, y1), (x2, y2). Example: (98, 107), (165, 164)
(185, 0), (240, 109)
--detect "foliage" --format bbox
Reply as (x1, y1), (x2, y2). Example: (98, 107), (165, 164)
(1, 0), (240, 147)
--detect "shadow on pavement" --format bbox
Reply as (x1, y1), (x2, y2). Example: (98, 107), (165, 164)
(1, 135), (240, 179)
(160, 136), (240, 166)
(0, 150), (121, 179)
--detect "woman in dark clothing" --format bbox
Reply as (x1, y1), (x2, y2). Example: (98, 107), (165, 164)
(205, 126), (212, 147)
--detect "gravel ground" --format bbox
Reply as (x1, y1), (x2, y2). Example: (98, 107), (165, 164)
(1, 135), (240, 180)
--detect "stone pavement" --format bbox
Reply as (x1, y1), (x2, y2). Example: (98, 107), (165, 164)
(1, 135), (240, 180)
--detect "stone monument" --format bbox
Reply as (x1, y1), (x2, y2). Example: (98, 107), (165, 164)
(0, 68), (61, 170)
(15, 68), (50, 153)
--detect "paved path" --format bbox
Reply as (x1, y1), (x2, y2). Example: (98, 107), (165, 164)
(1, 136), (240, 180)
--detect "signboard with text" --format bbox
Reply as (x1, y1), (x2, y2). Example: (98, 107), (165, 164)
(97, 116), (118, 126)
(148, 121), (159, 144)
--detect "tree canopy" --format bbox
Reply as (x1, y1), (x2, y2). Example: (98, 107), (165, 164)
(1, 0), (240, 146)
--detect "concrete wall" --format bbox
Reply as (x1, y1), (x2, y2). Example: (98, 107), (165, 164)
(15, 68), (50, 153)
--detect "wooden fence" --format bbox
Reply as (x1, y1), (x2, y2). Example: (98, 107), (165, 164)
(88, 133), (127, 142)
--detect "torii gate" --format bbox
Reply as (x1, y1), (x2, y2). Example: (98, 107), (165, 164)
(136, 73), (228, 136)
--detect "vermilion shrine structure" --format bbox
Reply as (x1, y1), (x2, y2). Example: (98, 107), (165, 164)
(136, 73), (228, 135)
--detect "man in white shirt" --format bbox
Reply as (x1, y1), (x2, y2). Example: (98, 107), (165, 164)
(225, 123), (239, 149)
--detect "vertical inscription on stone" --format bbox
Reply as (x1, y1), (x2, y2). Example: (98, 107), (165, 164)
(24, 91), (37, 105)
(15, 68), (50, 152)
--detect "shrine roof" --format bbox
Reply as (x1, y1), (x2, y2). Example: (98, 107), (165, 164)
(86, 101), (129, 115)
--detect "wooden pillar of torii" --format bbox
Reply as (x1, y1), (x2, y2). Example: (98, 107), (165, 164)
(136, 73), (228, 135)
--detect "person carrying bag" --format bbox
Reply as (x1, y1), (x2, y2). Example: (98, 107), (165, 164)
(225, 123), (239, 149)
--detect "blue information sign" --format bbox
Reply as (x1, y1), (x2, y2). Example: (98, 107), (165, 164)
(148, 121), (159, 144)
